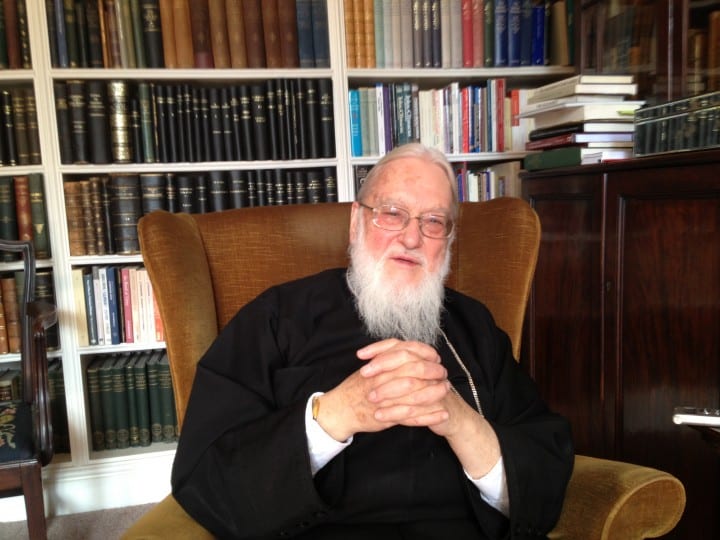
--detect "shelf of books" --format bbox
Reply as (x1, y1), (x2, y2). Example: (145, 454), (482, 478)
(0, 0), (578, 520)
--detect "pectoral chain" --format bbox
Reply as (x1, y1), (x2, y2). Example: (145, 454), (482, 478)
(440, 329), (483, 417)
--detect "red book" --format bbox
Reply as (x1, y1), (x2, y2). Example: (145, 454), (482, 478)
(13, 176), (33, 243)
(461, 0), (473, 67)
(189, 0), (214, 67)
(120, 266), (134, 343)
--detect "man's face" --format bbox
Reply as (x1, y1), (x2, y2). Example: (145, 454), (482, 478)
(349, 157), (453, 289)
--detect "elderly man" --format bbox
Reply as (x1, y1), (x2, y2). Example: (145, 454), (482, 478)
(171, 143), (574, 539)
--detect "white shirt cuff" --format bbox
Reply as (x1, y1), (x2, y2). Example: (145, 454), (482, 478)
(465, 457), (510, 516)
(305, 392), (352, 476)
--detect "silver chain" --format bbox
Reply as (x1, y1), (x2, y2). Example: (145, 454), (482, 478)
(440, 329), (483, 417)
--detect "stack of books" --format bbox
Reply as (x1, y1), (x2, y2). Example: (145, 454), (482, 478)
(520, 75), (644, 171)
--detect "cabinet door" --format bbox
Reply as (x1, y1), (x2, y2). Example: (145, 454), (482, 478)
(605, 167), (720, 539)
(522, 172), (606, 456)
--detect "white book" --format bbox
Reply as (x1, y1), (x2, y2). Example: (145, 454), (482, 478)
(579, 148), (633, 163)
(521, 95), (642, 114)
(71, 268), (89, 347)
(520, 100), (645, 118)
(400, 0), (413, 68)
(440, 0), (452, 67)
(449, 0), (462, 68)
(529, 102), (644, 130)
(673, 406), (720, 428)
(375, 83), (386, 155)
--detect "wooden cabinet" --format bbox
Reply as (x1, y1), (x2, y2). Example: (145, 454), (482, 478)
(522, 149), (720, 538)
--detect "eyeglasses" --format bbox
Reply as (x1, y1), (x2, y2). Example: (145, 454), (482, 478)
(358, 202), (454, 239)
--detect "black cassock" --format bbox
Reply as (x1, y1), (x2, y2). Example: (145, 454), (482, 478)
(171, 269), (573, 539)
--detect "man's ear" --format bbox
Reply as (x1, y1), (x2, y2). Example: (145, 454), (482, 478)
(349, 202), (360, 244)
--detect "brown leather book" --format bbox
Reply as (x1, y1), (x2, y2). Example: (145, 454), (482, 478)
(1, 277), (20, 353)
(103, 0), (123, 67)
(260, 0), (281, 68)
(278, 0), (299, 67)
(243, 0), (266, 68)
(189, 0), (214, 67)
(3, 0), (22, 69)
(13, 175), (33, 244)
(172, 0), (194, 68)
(0, 286), (8, 355)
(157, 0), (177, 67)
(207, 0), (230, 68)
(224, 0), (247, 67)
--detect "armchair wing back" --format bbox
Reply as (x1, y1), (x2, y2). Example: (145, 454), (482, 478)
(128, 198), (685, 540)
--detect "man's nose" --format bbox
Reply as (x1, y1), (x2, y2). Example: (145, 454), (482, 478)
(398, 218), (423, 247)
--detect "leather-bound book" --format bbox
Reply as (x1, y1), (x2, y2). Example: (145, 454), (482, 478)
(264, 80), (279, 161)
(0, 287), (8, 355)
(208, 86), (224, 161)
(44, 0), (59, 67)
(208, 170), (228, 212)
(132, 353), (152, 446)
(89, 176), (109, 255)
(296, 0), (313, 68)
(283, 78), (297, 159)
(253, 170), (266, 206)
(53, 82), (72, 164)
(175, 174), (195, 213)
(154, 84), (169, 162)
(100, 176), (115, 253)
(250, 83), (268, 160)
(293, 78), (308, 159)
(3, 0), (21, 68)
(107, 80), (132, 163)
(179, 84), (194, 162)
(238, 84), (254, 160)
(224, 0), (247, 68)
(246, 169), (258, 207)
(199, 87), (212, 161)
(13, 175), (33, 243)
(220, 86), (234, 161)
(129, 0), (147, 67)
(310, 0), (329, 67)
(10, 89), (30, 165)
(137, 82), (156, 163)
(305, 167), (323, 203)
(228, 169), (248, 208)
(130, 97), (143, 163)
(322, 165), (337, 202)
(63, 0), (81, 66)
(16, 0), (31, 68)
(1, 90), (18, 165)
(274, 80), (288, 160)
(208, 0), (230, 68)
(272, 168), (286, 205)
(35, 271), (59, 349)
(164, 173), (178, 212)
(28, 174), (51, 259)
(293, 169), (307, 204)
(108, 174), (142, 254)
(75, 0), (91, 66)
(114, 0), (137, 67)
(1, 276), (20, 353)
(318, 78), (335, 158)
(190, 86), (206, 162)
(228, 86), (243, 161)
(261, 0), (281, 68)
(23, 89), (41, 165)
(86, 0), (105, 67)
(243, 0), (266, 67)
(140, 173), (167, 214)
(158, 0), (177, 67)
(172, 0), (194, 68)
(0, 177), (18, 257)
(63, 180), (85, 256)
(86, 80), (111, 164)
(79, 179), (97, 255)
(284, 168), (295, 205)
(278, 0), (299, 67)
(262, 169), (274, 206)
(189, 0), (213, 67)
(194, 174), (208, 213)
(303, 78), (319, 159)
(66, 80), (89, 164)
(141, 0), (164, 67)
(162, 84), (178, 162)
(103, 0), (123, 67)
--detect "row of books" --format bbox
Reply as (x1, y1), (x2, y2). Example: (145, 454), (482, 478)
(0, 270), (59, 355)
(71, 265), (163, 348)
(520, 74), (642, 170)
(46, 0), (329, 70)
(86, 350), (177, 452)
(633, 90), (720, 157)
(0, 175), (51, 260)
(0, 0), (30, 70)
(345, 0), (568, 69)
(63, 168), (338, 257)
(54, 78), (336, 166)
(0, 87), (41, 166)
(0, 358), (69, 453)
(349, 78), (527, 157)
(456, 160), (521, 202)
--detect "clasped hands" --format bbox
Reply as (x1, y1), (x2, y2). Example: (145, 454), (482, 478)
(315, 338), (472, 443)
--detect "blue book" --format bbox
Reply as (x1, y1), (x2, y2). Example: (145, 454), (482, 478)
(519, 0), (534, 66)
(348, 89), (363, 157)
(493, 0), (508, 66)
(311, 0), (330, 67)
(53, 0), (69, 67)
(531, 3), (546, 65)
(507, 0), (522, 66)
(296, 0), (315, 68)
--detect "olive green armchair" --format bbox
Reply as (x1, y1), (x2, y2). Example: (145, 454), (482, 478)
(123, 199), (685, 539)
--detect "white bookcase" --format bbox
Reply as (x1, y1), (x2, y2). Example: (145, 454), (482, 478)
(0, 0), (573, 520)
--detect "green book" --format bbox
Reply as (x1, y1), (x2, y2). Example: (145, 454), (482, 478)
(48, 359), (70, 453)
(98, 356), (118, 450)
(157, 352), (176, 442)
(124, 353), (140, 447)
(523, 146), (586, 171)
(133, 351), (151, 446)
(146, 350), (163, 443)
(86, 357), (105, 451)
(112, 354), (131, 449)
(28, 174), (50, 258)
(0, 176), (18, 261)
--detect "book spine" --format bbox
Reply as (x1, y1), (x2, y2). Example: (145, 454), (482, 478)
(318, 78), (335, 158)
(86, 359), (105, 450)
(98, 358), (117, 449)
(172, 0), (194, 68)
(261, 0), (282, 68)
(111, 356), (130, 449)
(108, 174), (142, 254)
(137, 82), (156, 163)
(243, 0), (266, 67)
(10, 89), (29, 165)
(133, 355), (151, 446)
(207, 0), (231, 68)
(53, 82), (73, 164)
(228, 170), (248, 208)
(13, 175), (32, 243)
(141, 0), (165, 67)
(0, 177), (17, 251)
(278, 0), (299, 67)
(107, 80), (133, 163)
(86, 80), (111, 164)
(64, 182), (85, 256)
(310, 0), (329, 67)
(130, 0), (147, 67)
(189, 0), (213, 67)
(28, 174), (50, 259)
(158, 354), (177, 441)
(124, 356), (140, 446)
(146, 354), (162, 443)
(158, 0), (177, 67)
(225, 0), (247, 67)
(119, 266), (134, 343)
(507, 0), (521, 66)
(483, 0), (493, 66)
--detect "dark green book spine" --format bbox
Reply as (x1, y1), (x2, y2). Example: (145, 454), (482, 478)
(130, 0), (147, 67)
(108, 174), (142, 254)
(124, 354), (140, 447)
(158, 353), (176, 442)
(0, 0), (9, 69)
(28, 174), (50, 259)
(67, 80), (88, 164)
(87, 80), (111, 164)
(137, 82), (156, 163)
(24, 89), (41, 165)
(82, 268), (99, 345)
(1, 90), (17, 165)
(53, 82), (73, 164)
(112, 355), (130, 449)
(140, 173), (167, 214)
(208, 170), (228, 212)
(98, 357), (117, 450)
(86, 358), (105, 451)
(0, 176), (19, 258)
(133, 353), (151, 446)
(11, 88), (30, 165)
(318, 78), (335, 158)
(238, 84), (253, 160)
(146, 352), (163, 443)
(63, 0), (80, 67)
(228, 170), (248, 208)
(141, 0), (164, 68)
(85, 0), (104, 67)
(74, 0), (90, 67)
(303, 78), (319, 159)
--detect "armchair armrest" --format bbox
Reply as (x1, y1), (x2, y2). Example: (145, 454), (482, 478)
(549, 455), (685, 540)
(121, 494), (213, 540)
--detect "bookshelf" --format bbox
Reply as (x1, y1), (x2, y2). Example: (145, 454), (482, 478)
(0, 0), (574, 520)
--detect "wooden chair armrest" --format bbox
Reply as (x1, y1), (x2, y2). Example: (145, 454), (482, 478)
(121, 494), (214, 540)
(549, 455), (686, 540)
(27, 300), (58, 332)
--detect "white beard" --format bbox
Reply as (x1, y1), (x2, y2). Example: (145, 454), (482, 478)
(347, 220), (451, 345)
